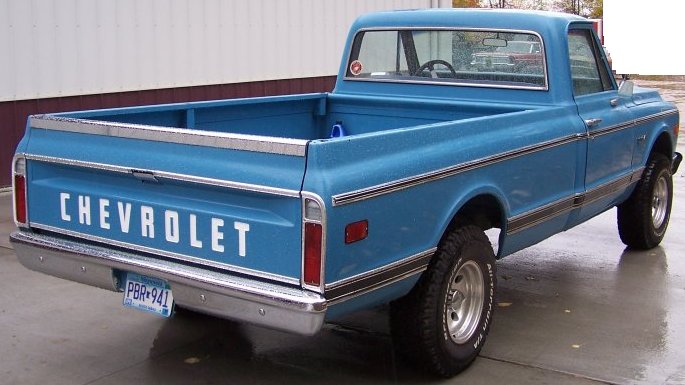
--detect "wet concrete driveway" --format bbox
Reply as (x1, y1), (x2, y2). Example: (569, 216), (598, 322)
(1, 80), (685, 385)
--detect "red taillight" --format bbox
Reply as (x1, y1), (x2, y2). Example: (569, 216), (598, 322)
(675, 123), (680, 138)
(304, 222), (322, 286)
(345, 220), (368, 244)
(14, 174), (27, 224)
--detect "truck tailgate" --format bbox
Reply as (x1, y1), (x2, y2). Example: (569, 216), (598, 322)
(19, 116), (308, 284)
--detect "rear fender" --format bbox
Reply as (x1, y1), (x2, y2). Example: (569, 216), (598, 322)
(437, 186), (510, 256)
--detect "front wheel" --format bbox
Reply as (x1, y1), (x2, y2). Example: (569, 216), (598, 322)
(391, 225), (496, 377)
(617, 153), (673, 249)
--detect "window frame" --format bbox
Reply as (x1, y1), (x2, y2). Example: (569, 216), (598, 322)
(343, 27), (549, 91)
(567, 27), (616, 96)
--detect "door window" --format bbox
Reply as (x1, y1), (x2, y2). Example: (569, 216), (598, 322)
(568, 29), (613, 96)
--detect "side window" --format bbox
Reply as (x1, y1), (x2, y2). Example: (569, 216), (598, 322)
(568, 29), (613, 96)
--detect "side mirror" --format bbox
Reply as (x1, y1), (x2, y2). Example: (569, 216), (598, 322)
(618, 79), (634, 98)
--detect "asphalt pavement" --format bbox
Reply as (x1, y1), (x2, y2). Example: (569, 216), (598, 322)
(1, 80), (685, 385)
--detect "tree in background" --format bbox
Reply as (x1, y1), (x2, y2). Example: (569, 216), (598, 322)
(587, 0), (602, 17)
(487, 0), (507, 6)
(453, 0), (602, 17)
(452, 0), (481, 7)
(553, 0), (602, 17)
(511, 0), (548, 9)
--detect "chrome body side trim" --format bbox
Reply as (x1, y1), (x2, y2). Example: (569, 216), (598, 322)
(30, 223), (300, 286)
(588, 121), (632, 138)
(589, 110), (677, 139)
(583, 167), (644, 204)
(343, 27), (549, 91)
(10, 230), (326, 336)
(332, 133), (581, 206)
(332, 110), (676, 207)
(29, 115), (308, 157)
(325, 248), (436, 304)
(506, 167), (644, 234)
(506, 195), (578, 234)
(634, 109), (679, 125)
(24, 154), (301, 198)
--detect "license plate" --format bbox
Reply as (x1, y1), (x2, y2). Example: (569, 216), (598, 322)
(123, 273), (174, 317)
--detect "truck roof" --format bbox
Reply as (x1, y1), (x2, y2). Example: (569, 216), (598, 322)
(352, 8), (589, 34)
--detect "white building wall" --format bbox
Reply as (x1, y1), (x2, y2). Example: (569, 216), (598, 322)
(0, 0), (450, 102)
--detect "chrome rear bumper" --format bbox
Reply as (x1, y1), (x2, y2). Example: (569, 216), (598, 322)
(10, 230), (326, 335)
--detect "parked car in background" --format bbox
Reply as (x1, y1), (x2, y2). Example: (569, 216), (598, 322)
(471, 40), (543, 72)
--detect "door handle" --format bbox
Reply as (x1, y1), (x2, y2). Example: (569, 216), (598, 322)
(584, 118), (603, 127)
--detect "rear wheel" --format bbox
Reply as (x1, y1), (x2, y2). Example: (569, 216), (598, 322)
(617, 153), (673, 249)
(391, 225), (496, 377)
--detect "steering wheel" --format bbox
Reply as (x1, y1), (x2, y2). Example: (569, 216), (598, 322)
(413, 59), (457, 78)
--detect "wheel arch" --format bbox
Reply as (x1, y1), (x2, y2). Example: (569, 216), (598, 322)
(649, 129), (674, 162)
(438, 187), (509, 255)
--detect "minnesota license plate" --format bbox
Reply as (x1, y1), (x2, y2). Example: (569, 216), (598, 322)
(123, 273), (174, 317)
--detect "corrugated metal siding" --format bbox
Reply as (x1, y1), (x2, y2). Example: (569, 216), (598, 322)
(0, 76), (336, 187)
(1, 0), (449, 102)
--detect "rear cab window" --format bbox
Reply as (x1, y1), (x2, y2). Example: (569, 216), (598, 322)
(345, 29), (548, 90)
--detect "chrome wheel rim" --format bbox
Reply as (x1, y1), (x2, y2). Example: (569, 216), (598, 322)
(652, 175), (669, 229)
(446, 260), (484, 344)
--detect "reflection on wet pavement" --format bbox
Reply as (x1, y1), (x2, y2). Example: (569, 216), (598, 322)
(486, 243), (684, 385)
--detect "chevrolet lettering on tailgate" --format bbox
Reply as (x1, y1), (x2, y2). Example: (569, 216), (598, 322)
(59, 192), (251, 258)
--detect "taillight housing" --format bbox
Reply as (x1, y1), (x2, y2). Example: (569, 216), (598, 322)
(13, 155), (28, 226)
(302, 195), (325, 291)
(304, 222), (322, 285)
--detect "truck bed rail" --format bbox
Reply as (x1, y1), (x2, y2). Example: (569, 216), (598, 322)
(30, 115), (308, 156)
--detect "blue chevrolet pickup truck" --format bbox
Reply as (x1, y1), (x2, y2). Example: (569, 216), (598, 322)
(10, 9), (681, 377)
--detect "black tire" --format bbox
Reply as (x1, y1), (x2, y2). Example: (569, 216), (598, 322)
(617, 153), (673, 249)
(390, 225), (496, 377)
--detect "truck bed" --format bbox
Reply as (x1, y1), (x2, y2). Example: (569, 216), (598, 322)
(37, 92), (525, 142)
